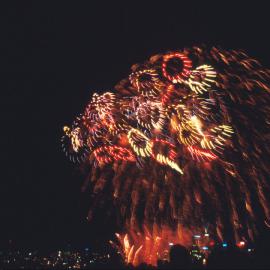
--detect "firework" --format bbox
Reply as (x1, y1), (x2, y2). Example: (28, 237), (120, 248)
(62, 46), (270, 265)
(162, 52), (192, 83)
(188, 65), (217, 94)
(129, 69), (164, 96)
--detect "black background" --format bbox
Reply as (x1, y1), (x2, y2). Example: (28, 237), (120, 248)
(1, 2), (270, 250)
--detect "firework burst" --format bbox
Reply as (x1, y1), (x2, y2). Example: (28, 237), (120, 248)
(62, 46), (270, 265)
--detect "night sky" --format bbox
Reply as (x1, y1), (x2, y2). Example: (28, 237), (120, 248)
(1, 2), (270, 250)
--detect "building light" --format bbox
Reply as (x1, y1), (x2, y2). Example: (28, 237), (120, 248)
(237, 241), (245, 248)
(209, 240), (215, 247)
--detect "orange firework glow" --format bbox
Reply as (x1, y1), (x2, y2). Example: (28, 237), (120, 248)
(111, 225), (213, 266)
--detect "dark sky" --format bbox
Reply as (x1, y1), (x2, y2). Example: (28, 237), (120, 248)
(1, 2), (270, 250)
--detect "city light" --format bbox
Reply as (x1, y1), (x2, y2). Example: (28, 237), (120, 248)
(237, 241), (246, 248)
(209, 240), (215, 247)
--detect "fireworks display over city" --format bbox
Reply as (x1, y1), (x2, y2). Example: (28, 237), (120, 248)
(62, 46), (270, 265)
(3, 2), (270, 269)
